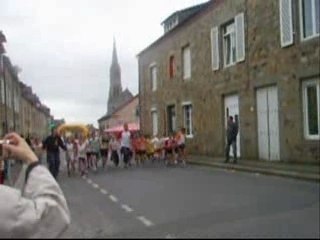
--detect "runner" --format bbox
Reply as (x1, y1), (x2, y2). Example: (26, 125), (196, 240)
(100, 133), (110, 169)
(145, 134), (155, 163)
(164, 132), (177, 166)
(175, 127), (187, 167)
(65, 137), (75, 177)
(0, 160), (4, 184)
(78, 136), (88, 176)
(109, 134), (120, 167)
(120, 123), (133, 168)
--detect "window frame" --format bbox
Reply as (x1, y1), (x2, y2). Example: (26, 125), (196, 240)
(223, 20), (237, 68)
(182, 45), (191, 80)
(169, 55), (175, 79)
(299, 0), (320, 41)
(182, 102), (193, 138)
(149, 63), (157, 92)
(302, 78), (320, 140)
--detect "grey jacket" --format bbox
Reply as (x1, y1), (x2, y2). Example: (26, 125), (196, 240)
(0, 165), (70, 238)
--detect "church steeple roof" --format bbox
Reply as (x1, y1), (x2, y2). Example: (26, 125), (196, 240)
(112, 37), (119, 66)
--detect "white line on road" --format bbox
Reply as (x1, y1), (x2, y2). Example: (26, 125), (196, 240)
(87, 179), (93, 184)
(109, 195), (118, 203)
(255, 173), (261, 176)
(92, 183), (99, 189)
(100, 189), (108, 195)
(121, 204), (134, 213)
(165, 234), (176, 239)
(137, 216), (154, 227)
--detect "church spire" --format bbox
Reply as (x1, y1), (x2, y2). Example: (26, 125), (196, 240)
(108, 38), (122, 114)
(112, 37), (119, 66)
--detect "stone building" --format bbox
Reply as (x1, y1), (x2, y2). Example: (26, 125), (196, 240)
(0, 30), (53, 139)
(138, 0), (319, 163)
(99, 95), (139, 131)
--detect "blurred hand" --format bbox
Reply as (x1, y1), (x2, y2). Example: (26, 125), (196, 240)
(2, 132), (38, 165)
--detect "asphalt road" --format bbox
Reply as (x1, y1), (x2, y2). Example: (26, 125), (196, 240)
(59, 160), (320, 238)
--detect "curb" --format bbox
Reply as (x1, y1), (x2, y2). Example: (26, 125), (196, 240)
(188, 160), (320, 182)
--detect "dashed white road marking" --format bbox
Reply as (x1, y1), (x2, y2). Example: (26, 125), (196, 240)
(137, 216), (154, 227)
(255, 173), (261, 176)
(87, 179), (93, 184)
(165, 234), (176, 239)
(121, 204), (134, 213)
(100, 189), (108, 195)
(92, 183), (99, 189)
(109, 195), (118, 203)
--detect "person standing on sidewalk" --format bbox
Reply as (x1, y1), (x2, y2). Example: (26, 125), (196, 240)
(43, 127), (67, 179)
(225, 116), (239, 164)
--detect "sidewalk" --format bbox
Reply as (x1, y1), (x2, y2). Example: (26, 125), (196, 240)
(187, 155), (320, 182)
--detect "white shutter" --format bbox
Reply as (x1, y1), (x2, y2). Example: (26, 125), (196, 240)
(235, 12), (245, 62)
(210, 27), (219, 71)
(280, 0), (293, 47)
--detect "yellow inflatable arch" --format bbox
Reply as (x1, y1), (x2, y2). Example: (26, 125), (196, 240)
(57, 124), (90, 138)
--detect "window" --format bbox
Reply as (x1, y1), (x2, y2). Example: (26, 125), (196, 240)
(169, 55), (175, 78)
(223, 21), (236, 67)
(183, 103), (193, 137)
(167, 105), (176, 134)
(302, 79), (320, 140)
(280, 0), (294, 47)
(211, 27), (220, 71)
(150, 65), (157, 92)
(182, 45), (191, 80)
(300, 0), (320, 40)
(151, 109), (158, 136)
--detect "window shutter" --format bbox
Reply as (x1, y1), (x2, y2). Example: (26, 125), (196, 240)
(235, 12), (245, 62)
(280, 0), (293, 47)
(210, 27), (219, 71)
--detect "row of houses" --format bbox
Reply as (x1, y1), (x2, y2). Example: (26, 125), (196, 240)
(0, 35), (53, 139)
(138, 0), (319, 163)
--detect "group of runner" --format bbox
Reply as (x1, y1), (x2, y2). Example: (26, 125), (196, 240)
(58, 123), (188, 177)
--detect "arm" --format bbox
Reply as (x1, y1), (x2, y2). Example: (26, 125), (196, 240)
(0, 166), (70, 238)
(58, 137), (67, 151)
(0, 133), (70, 238)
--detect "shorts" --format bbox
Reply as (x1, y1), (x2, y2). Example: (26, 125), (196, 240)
(100, 149), (109, 157)
(136, 150), (146, 155)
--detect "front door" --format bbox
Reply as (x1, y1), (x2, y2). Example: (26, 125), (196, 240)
(256, 86), (280, 161)
(224, 95), (241, 158)
(167, 105), (176, 135)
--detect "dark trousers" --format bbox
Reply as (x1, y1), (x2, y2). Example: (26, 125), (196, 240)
(47, 151), (60, 179)
(225, 139), (237, 162)
(111, 150), (119, 167)
(121, 147), (131, 165)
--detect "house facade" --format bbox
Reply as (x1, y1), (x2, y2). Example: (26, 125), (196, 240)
(138, 0), (319, 163)
(99, 95), (139, 131)
(0, 54), (51, 139)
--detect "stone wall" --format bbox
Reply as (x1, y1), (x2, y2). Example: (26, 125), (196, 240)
(139, 0), (319, 163)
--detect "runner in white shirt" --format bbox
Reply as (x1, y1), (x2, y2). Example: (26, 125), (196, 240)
(78, 136), (88, 176)
(120, 123), (132, 168)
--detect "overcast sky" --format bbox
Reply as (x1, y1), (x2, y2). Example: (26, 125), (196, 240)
(0, 0), (207, 127)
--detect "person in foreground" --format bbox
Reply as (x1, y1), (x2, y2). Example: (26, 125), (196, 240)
(0, 132), (71, 238)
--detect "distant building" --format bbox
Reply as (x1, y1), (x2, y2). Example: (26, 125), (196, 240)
(99, 95), (139, 132)
(98, 39), (136, 130)
(107, 39), (133, 115)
